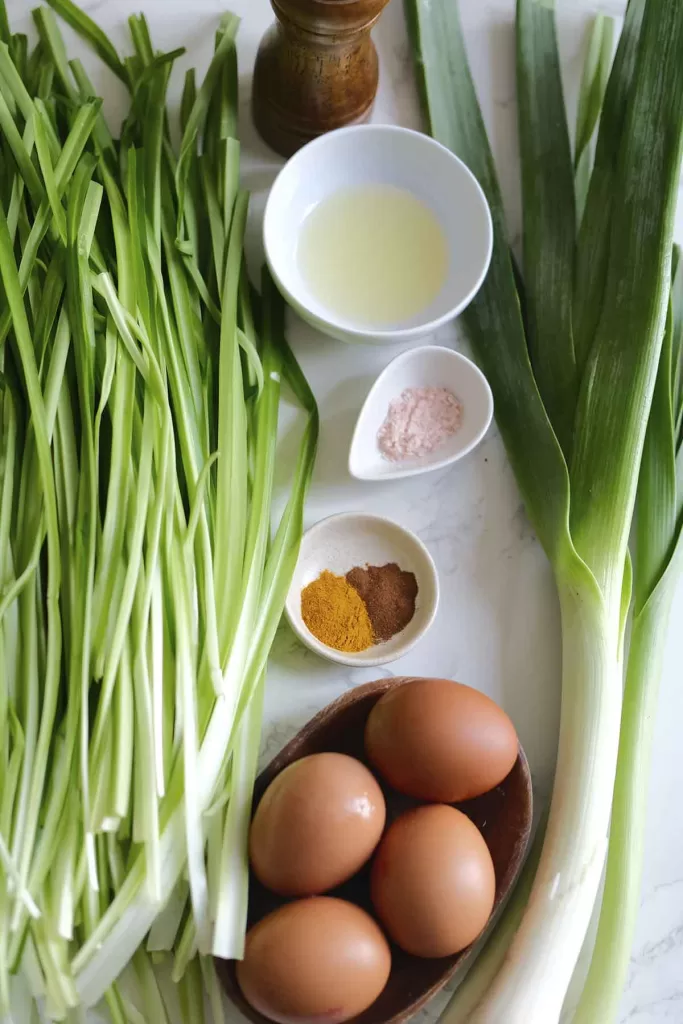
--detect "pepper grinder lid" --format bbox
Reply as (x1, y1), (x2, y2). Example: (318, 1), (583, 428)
(252, 0), (392, 157)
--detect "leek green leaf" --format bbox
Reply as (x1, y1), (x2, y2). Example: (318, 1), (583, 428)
(405, 0), (576, 572)
(516, 0), (577, 456)
(574, 15), (615, 221)
(573, 0), (646, 371)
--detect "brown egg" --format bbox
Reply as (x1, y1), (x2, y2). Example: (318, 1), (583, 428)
(236, 897), (392, 1024)
(249, 752), (386, 896)
(365, 677), (518, 802)
(370, 804), (495, 958)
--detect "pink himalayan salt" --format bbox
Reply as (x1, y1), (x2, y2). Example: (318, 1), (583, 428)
(377, 386), (462, 462)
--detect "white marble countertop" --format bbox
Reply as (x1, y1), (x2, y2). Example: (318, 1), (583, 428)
(5, 0), (683, 1021)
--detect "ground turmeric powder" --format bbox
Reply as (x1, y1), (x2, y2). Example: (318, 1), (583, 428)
(301, 570), (375, 652)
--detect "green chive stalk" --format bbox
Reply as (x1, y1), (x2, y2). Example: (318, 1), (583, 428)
(406, 0), (683, 1020)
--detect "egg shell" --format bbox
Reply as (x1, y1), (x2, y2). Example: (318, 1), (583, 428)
(370, 803), (495, 958)
(236, 896), (392, 1024)
(249, 752), (386, 897)
(365, 677), (518, 802)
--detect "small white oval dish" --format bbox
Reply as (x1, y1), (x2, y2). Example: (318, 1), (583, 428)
(263, 124), (493, 345)
(285, 512), (439, 668)
(349, 345), (494, 482)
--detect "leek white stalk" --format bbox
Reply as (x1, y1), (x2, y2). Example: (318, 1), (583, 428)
(471, 581), (621, 1022)
(570, 600), (670, 1020)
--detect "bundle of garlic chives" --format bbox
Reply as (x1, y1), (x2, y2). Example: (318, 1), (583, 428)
(0, 1), (318, 1018)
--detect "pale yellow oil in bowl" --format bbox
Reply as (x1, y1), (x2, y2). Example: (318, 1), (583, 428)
(297, 184), (449, 328)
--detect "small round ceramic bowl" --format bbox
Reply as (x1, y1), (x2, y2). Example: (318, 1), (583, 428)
(285, 512), (439, 667)
(263, 124), (493, 345)
(349, 345), (494, 481)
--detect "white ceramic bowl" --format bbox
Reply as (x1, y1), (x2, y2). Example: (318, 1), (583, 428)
(349, 345), (494, 481)
(263, 125), (493, 345)
(285, 512), (439, 667)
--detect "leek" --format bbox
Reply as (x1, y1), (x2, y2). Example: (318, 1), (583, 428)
(406, 0), (683, 1020)
(0, 0), (318, 1018)
(572, 252), (683, 1021)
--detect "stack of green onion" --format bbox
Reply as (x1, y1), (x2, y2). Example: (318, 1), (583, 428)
(0, 0), (318, 1019)
(407, 0), (683, 1021)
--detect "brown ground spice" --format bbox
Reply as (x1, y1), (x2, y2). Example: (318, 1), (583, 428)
(346, 562), (418, 642)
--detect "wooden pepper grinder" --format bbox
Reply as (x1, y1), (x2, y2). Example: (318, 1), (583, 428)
(252, 0), (391, 157)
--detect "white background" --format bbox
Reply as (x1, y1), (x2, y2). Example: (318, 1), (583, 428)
(4, 0), (683, 1021)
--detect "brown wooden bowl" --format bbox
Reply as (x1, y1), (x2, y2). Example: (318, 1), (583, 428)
(218, 677), (533, 1024)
